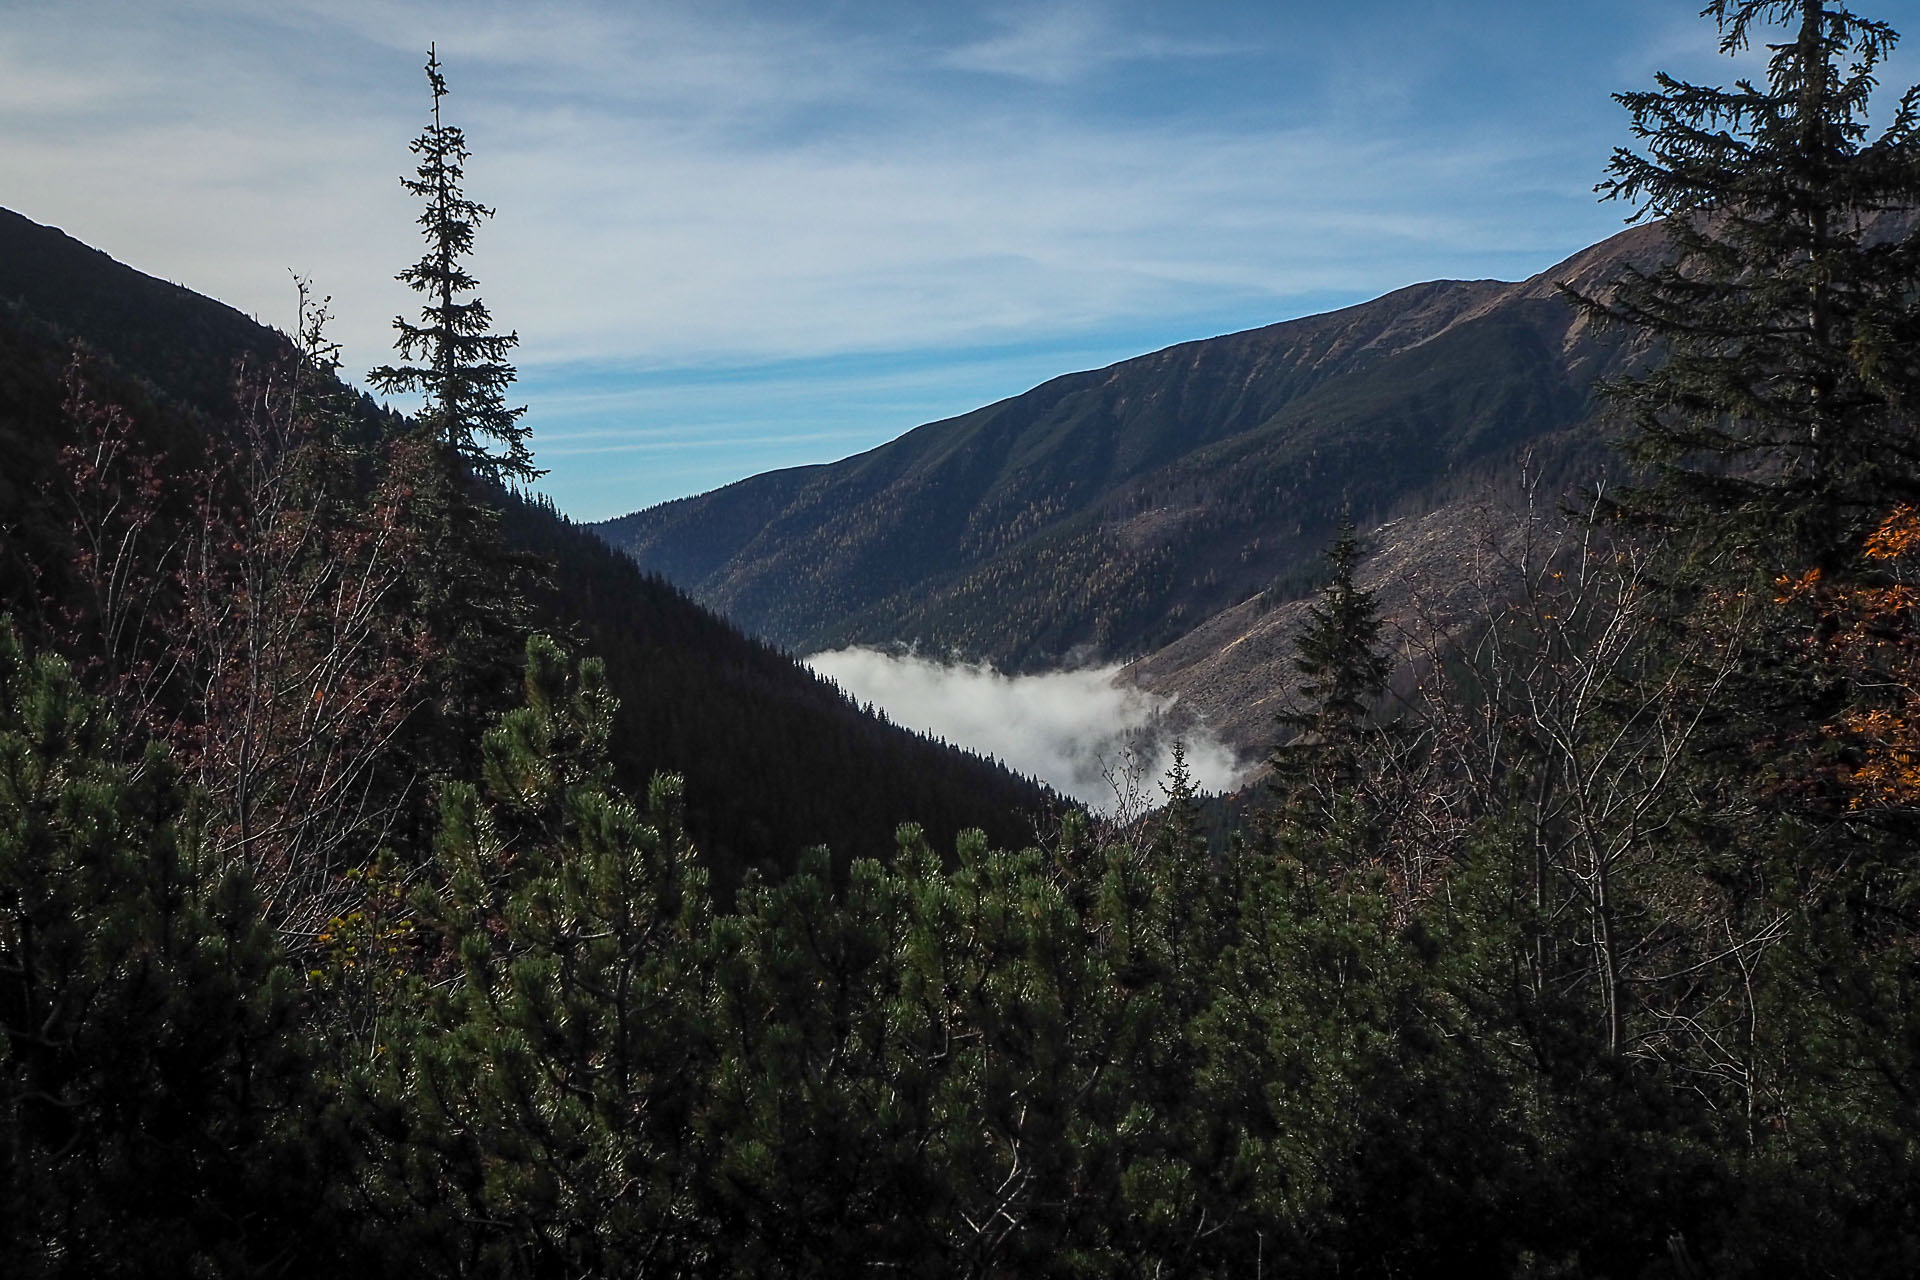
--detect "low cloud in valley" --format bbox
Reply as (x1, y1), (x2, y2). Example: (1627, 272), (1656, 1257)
(806, 647), (1247, 813)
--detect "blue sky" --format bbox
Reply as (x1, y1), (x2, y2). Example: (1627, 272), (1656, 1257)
(10, 0), (1920, 520)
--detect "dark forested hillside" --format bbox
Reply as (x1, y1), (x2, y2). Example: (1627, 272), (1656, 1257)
(597, 225), (1664, 669)
(499, 500), (1053, 890)
(0, 207), (1053, 889)
(0, 207), (286, 413)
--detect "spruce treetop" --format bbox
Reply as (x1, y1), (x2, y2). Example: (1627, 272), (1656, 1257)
(1571, 0), (1920, 569)
(369, 45), (540, 487)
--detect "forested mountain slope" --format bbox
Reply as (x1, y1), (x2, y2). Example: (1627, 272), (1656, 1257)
(0, 207), (1054, 889)
(597, 224), (1664, 673)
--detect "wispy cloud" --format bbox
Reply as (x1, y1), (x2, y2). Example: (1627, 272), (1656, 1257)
(942, 3), (1228, 85)
(4, 0), (1614, 371)
(806, 648), (1248, 812)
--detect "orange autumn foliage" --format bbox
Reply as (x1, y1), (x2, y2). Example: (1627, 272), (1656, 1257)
(1779, 506), (1920, 809)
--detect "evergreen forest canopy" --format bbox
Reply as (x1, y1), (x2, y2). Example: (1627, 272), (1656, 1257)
(5, 3), (1920, 1275)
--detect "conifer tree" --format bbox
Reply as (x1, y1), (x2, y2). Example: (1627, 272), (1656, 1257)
(1535, 8), (1920, 1258)
(369, 46), (539, 488)
(387, 637), (715, 1275)
(1572, 0), (1920, 569)
(368, 47), (541, 778)
(1269, 520), (1391, 801)
(1570, 0), (1920, 873)
(0, 623), (336, 1277)
(1155, 741), (1205, 862)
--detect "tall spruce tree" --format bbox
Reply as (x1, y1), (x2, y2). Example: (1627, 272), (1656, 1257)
(1568, 1), (1920, 839)
(1546, 7), (1920, 1263)
(1269, 520), (1391, 803)
(369, 46), (539, 488)
(369, 47), (541, 779)
(1571, 0), (1920, 570)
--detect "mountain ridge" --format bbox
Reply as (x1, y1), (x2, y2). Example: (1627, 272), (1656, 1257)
(596, 222), (1665, 693)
